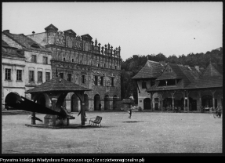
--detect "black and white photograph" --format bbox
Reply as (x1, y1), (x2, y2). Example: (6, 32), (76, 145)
(1, 2), (223, 155)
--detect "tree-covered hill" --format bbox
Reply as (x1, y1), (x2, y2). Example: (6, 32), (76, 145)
(121, 47), (223, 103)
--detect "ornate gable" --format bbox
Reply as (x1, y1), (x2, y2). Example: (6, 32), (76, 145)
(45, 24), (58, 33)
(81, 34), (92, 42)
(64, 29), (76, 36)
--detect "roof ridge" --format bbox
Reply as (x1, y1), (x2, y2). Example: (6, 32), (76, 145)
(3, 32), (26, 48)
(147, 60), (159, 63)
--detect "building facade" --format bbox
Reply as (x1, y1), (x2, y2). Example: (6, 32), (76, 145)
(2, 40), (26, 109)
(133, 60), (223, 112)
(27, 24), (122, 112)
(2, 30), (52, 109)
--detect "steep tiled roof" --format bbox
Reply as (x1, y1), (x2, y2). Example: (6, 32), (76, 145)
(147, 62), (222, 92)
(186, 76), (223, 89)
(132, 60), (165, 79)
(2, 41), (25, 59)
(2, 40), (10, 47)
(186, 63), (223, 89)
(202, 62), (222, 77)
(3, 31), (51, 53)
(212, 63), (223, 74)
(156, 64), (199, 87)
(26, 77), (91, 93)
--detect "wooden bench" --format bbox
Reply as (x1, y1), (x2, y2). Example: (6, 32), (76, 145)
(89, 116), (102, 127)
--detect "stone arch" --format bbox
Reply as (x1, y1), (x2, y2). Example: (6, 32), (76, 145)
(188, 91), (198, 111)
(202, 95), (213, 108)
(71, 93), (80, 112)
(152, 92), (160, 110)
(144, 98), (151, 110)
(94, 94), (101, 111)
(33, 93), (51, 108)
(104, 95), (110, 110)
(174, 91), (184, 111)
(84, 94), (89, 111)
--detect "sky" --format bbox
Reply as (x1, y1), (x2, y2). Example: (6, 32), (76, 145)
(2, 2), (223, 61)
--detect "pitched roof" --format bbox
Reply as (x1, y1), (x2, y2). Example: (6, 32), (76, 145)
(64, 29), (76, 35)
(45, 24), (58, 31)
(202, 62), (222, 77)
(3, 31), (51, 53)
(2, 40), (10, 47)
(185, 62), (223, 90)
(2, 41), (25, 59)
(132, 60), (165, 79)
(212, 63), (223, 74)
(156, 64), (200, 87)
(26, 77), (91, 93)
(186, 76), (223, 89)
(81, 34), (92, 39)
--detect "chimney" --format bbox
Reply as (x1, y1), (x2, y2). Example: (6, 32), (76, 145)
(3, 30), (10, 33)
(195, 66), (200, 72)
(32, 31), (35, 37)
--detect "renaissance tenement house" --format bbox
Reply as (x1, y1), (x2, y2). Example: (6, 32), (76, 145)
(2, 31), (52, 109)
(133, 60), (223, 112)
(27, 24), (121, 112)
(2, 40), (26, 109)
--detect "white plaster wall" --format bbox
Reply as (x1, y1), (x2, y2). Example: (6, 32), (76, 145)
(24, 51), (52, 85)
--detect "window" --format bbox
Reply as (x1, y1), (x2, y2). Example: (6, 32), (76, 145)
(46, 72), (50, 81)
(43, 56), (48, 64)
(59, 73), (64, 79)
(151, 80), (155, 86)
(63, 58), (66, 61)
(94, 76), (98, 85)
(67, 74), (72, 82)
(115, 66), (117, 69)
(17, 70), (22, 81)
(111, 77), (114, 87)
(142, 81), (146, 89)
(29, 70), (34, 82)
(72, 59), (74, 62)
(38, 71), (43, 83)
(100, 76), (104, 86)
(31, 55), (36, 63)
(104, 64), (106, 68)
(82, 75), (85, 84)
(98, 64), (100, 67)
(5, 69), (11, 80)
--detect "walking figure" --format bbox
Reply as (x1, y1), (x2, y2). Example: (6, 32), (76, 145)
(217, 105), (222, 118)
(128, 108), (132, 119)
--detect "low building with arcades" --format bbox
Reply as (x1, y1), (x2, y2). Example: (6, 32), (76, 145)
(133, 60), (223, 112)
(27, 24), (122, 112)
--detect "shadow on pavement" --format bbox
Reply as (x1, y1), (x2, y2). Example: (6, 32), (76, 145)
(25, 124), (114, 129)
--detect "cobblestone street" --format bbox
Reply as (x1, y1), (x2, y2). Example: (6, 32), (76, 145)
(2, 112), (222, 154)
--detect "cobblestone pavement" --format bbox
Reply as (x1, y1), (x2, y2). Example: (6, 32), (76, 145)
(2, 112), (222, 154)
